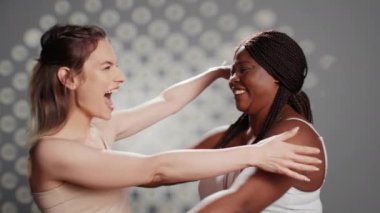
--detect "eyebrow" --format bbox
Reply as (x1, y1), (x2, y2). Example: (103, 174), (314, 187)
(100, 61), (114, 66)
(235, 61), (253, 66)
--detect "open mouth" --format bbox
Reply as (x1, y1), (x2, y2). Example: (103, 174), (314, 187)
(230, 84), (247, 96)
(231, 86), (247, 95)
(233, 89), (246, 95)
(104, 88), (119, 110)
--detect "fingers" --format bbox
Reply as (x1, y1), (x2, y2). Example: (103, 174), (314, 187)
(276, 154), (321, 182)
(280, 168), (311, 182)
(291, 144), (320, 155)
(284, 161), (319, 172)
(217, 61), (231, 79)
(274, 127), (299, 141)
(291, 154), (322, 165)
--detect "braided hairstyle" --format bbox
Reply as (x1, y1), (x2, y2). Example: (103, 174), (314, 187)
(216, 30), (312, 148)
(29, 24), (106, 142)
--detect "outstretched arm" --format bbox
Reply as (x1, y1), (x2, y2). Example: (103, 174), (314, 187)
(189, 122), (326, 213)
(30, 128), (320, 190)
(93, 66), (230, 143)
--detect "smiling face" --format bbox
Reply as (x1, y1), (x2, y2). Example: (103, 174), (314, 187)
(229, 46), (279, 115)
(73, 38), (125, 120)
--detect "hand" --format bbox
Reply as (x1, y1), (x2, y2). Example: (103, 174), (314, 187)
(208, 61), (231, 79)
(252, 127), (321, 181)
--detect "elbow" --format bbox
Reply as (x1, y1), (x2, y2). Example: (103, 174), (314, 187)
(150, 172), (165, 185)
(140, 173), (165, 188)
(146, 158), (170, 186)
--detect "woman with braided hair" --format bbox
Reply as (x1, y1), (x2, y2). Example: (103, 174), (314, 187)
(28, 25), (322, 213)
(191, 30), (327, 212)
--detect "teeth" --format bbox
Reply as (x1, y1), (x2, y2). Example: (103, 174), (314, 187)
(111, 89), (119, 93)
(106, 89), (119, 94)
(234, 90), (246, 95)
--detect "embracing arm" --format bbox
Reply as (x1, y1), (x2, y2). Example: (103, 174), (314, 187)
(189, 121), (326, 213)
(30, 128), (320, 189)
(189, 169), (294, 213)
(93, 66), (230, 142)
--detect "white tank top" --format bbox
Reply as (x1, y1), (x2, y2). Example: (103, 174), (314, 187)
(198, 118), (328, 213)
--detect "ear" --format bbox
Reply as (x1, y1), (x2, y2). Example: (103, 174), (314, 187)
(57, 67), (79, 90)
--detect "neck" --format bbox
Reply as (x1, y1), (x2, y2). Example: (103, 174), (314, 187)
(248, 109), (270, 137)
(248, 105), (289, 137)
(51, 107), (93, 142)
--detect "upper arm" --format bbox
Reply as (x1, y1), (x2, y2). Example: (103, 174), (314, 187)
(191, 170), (294, 213)
(193, 159), (298, 212)
(231, 169), (295, 211)
(31, 140), (157, 189)
(234, 120), (325, 210)
(266, 119), (326, 190)
(193, 119), (326, 212)
(93, 95), (179, 142)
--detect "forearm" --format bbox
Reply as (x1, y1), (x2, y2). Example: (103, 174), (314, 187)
(190, 170), (293, 213)
(148, 146), (257, 185)
(108, 67), (229, 140)
(160, 67), (227, 113)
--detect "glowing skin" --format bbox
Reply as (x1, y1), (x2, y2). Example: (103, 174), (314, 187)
(229, 46), (278, 116)
(73, 39), (125, 120)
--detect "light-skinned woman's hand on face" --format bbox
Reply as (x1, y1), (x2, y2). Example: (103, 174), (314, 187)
(208, 61), (231, 80)
(252, 127), (322, 182)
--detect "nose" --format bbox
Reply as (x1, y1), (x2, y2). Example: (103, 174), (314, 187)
(229, 71), (240, 83)
(115, 67), (126, 84)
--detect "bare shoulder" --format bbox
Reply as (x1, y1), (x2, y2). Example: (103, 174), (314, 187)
(30, 138), (76, 167)
(29, 138), (83, 191)
(30, 139), (64, 160)
(267, 116), (326, 191)
(268, 117), (321, 147)
(30, 138), (99, 172)
(192, 125), (229, 149)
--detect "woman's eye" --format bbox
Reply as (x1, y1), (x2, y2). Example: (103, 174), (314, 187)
(103, 66), (111, 70)
(239, 67), (248, 73)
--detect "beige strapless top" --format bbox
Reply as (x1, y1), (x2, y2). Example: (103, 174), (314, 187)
(32, 183), (130, 213)
(32, 125), (130, 213)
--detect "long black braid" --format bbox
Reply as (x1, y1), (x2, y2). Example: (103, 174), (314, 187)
(216, 30), (313, 148)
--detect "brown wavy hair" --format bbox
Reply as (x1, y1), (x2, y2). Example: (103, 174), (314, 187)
(28, 24), (106, 144)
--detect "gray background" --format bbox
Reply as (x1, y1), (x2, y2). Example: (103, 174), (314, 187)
(0, 0), (379, 212)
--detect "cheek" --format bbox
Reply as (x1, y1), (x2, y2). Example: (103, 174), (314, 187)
(75, 83), (101, 106)
(245, 78), (277, 101)
(256, 73), (277, 91)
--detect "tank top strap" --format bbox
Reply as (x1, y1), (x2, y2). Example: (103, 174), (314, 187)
(285, 117), (321, 137)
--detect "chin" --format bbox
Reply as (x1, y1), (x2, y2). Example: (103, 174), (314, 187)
(235, 104), (247, 112)
(95, 112), (112, 120)
(102, 114), (112, 120)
